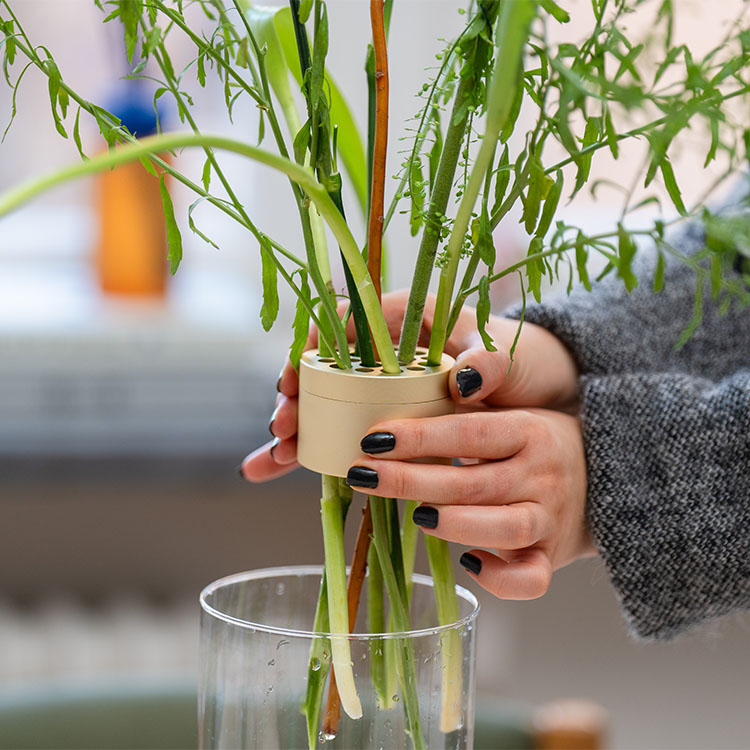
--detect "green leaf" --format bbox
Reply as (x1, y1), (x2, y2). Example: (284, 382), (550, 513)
(476, 276), (497, 352)
(522, 154), (544, 235)
(159, 174), (183, 275)
(660, 159), (687, 216)
(539, 0), (570, 23)
(117, 0), (144, 64)
(290, 270), (311, 369)
(187, 196), (219, 249)
(675, 273), (703, 349)
(139, 157), (158, 178)
(297, 0), (313, 24)
(653, 249), (665, 292)
(704, 116), (719, 168)
(259, 236), (279, 332)
(604, 108), (618, 159)
(499, 84), (523, 144)
(408, 156), (425, 237)
(616, 223), (638, 292)
(535, 169), (563, 239)
(201, 157), (212, 191)
(43, 56), (67, 139)
(526, 236), (544, 303)
(490, 145), (510, 216)
(72, 107), (86, 160)
(572, 117), (599, 197)
(477, 203), (495, 270)
(310, 4), (328, 108)
(575, 232), (592, 291)
(507, 272), (526, 369)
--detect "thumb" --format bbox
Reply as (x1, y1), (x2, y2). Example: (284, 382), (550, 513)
(449, 346), (530, 406)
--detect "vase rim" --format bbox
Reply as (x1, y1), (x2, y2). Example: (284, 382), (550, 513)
(199, 564), (480, 640)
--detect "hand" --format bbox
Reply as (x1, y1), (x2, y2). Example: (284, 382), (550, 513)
(238, 290), (578, 482)
(345, 409), (596, 600)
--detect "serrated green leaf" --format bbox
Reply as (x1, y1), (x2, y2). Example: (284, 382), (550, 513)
(616, 223), (638, 292)
(575, 233), (592, 291)
(259, 237), (279, 332)
(139, 157), (158, 178)
(72, 107), (86, 160)
(476, 276), (497, 352)
(704, 116), (719, 168)
(201, 158), (212, 191)
(604, 108), (618, 159)
(43, 57), (67, 138)
(196, 51), (206, 87)
(572, 117), (598, 197)
(159, 174), (182, 275)
(117, 0), (144, 64)
(535, 170), (563, 239)
(187, 196), (219, 249)
(290, 270), (311, 369)
(660, 158), (687, 216)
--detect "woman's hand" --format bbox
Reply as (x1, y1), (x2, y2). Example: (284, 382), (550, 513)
(346, 409), (596, 599)
(238, 290), (579, 482)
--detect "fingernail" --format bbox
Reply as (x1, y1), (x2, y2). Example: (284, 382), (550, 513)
(235, 462), (246, 481)
(412, 505), (438, 529)
(361, 432), (396, 454)
(268, 405), (279, 437)
(276, 374), (282, 392)
(460, 552), (482, 575)
(456, 367), (482, 397)
(269, 436), (281, 460)
(346, 466), (379, 489)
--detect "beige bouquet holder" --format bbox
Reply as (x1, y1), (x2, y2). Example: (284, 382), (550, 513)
(297, 349), (455, 478)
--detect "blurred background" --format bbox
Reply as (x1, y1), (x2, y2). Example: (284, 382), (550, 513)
(0, 1), (748, 748)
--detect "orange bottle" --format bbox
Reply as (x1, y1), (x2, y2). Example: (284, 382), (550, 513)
(95, 86), (168, 297)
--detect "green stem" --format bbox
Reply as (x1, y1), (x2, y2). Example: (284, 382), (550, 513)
(424, 535), (462, 734)
(400, 500), (420, 603)
(303, 571), (331, 749)
(366, 544), (390, 709)
(427, 0), (539, 365)
(320, 475), (362, 720)
(369, 497), (426, 750)
(0, 131), (401, 371)
(397, 73), (476, 363)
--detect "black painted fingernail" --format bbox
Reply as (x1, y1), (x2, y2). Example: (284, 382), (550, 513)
(235, 463), (246, 481)
(460, 552), (482, 575)
(269, 436), (281, 460)
(456, 367), (482, 397)
(361, 432), (396, 454)
(413, 505), (438, 529)
(268, 405), (279, 437)
(346, 466), (379, 489)
(276, 374), (282, 392)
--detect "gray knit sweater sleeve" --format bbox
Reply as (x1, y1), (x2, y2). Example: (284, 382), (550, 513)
(507, 215), (750, 639)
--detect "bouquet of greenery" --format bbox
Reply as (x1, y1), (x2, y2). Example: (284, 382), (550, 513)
(1, 1), (749, 747)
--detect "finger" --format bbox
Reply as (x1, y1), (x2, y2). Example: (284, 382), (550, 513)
(459, 547), (552, 600)
(270, 435), (298, 465)
(240, 441), (299, 483)
(360, 411), (529, 461)
(450, 346), (520, 404)
(345, 459), (526, 505)
(413, 502), (552, 550)
(269, 395), (298, 440)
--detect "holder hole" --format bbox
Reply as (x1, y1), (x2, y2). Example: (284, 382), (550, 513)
(329, 363), (342, 369)
(356, 367), (374, 373)
(318, 357), (335, 363)
(407, 366), (426, 371)
(350, 357), (360, 362)
(416, 348), (427, 354)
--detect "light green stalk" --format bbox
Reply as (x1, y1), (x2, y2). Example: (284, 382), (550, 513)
(424, 535), (462, 733)
(0, 131), (400, 374)
(303, 571), (331, 748)
(320, 474), (361, 720)
(427, 0), (539, 364)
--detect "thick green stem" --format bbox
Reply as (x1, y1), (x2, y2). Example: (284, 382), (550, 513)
(369, 497), (426, 750)
(428, 0), (539, 365)
(424, 535), (462, 734)
(320, 475), (361, 720)
(303, 571), (331, 749)
(0, 132), (400, 371)
(400, 500), (420, 602)
(366, 545), (390, 709)
(397, 73), (475, 363)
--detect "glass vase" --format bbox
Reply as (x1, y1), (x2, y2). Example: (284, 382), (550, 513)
(199, 565), (480, 750)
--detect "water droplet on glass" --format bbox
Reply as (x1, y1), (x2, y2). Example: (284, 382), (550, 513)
(384, 720), (392, 731)
(322, 650), (328, 659)
(267, 659), (276, 666)
(275, 583), (286, 596)
(318, 731), (326, 744)
(310, 658), (321, 671)
(276, 639), (290, 650)
(392, 694), (400, 702)
(323, 731), (337, 741)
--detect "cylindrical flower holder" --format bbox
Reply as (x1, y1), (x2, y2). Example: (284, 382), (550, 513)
(297, 349), (456, 478)
(198, 566), (480, 750)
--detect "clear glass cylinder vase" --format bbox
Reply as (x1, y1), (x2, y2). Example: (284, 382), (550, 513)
(199, 566), (480, 750)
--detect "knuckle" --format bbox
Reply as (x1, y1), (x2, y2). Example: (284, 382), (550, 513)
(527, 566), (552, 599)
(512, 507), (538, 548)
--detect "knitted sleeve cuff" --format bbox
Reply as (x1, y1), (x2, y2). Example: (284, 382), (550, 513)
(579, 370), (750, 639)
